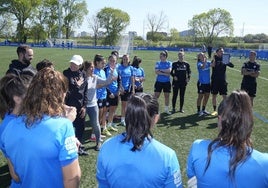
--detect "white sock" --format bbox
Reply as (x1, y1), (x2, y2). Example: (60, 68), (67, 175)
(121, 117), (125, 122)
(165, 106), (169, 111)
(107, 122), (112, 127)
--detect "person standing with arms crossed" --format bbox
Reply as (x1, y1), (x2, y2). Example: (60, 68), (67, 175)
(171, 50), (191, 113)
(154, 50), (172, 114)
(240, 50), (260, 106)
(210, 47), (234, 116)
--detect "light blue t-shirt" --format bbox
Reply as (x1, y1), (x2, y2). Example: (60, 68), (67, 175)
(197, 61), (211, 84)
(0, 113), (20, 187)
(155, 61), (172, 82)
(117, 65), (133, 91)
(187, 139), (268, 188)
(97, 133), (183, 188)
(132, 67), (145, 88)
(105, 65), (119, 94)
(1, 115), (78, 188)
(0, 113), (17, 151)
(94, 68), (107, 99)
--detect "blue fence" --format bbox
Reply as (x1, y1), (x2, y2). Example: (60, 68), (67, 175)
(1, 41), (268, 61)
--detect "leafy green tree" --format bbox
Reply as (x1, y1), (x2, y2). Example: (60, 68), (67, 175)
(168, 28), (180, 46)
(0, 0), (41, 42)
(35, 0), (59, 39)
(188, 8), (234, 47)
(62, 0), (88, 39)
(97, 7), (130, 46)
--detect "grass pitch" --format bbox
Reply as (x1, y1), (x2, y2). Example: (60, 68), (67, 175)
(0, 46), (267, 188)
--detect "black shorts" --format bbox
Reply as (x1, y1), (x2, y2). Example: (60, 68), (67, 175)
(97, 99), (107, 109)
(120, 90), (132, 101)
(241, 82), (257, 97)
(106, 94), (119, 107)
(154, 81), (171, 93)
(133, 86), (143, 93)
(197, 82), (210, 94)
(211, 81), (227, 95)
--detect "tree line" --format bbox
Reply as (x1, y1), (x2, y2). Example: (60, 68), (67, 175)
(0, 1), (267, 47)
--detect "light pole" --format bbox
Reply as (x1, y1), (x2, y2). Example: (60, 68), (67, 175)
(58, 0), (63, 39)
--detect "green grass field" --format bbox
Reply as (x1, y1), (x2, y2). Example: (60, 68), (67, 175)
(0, 46), (267, 188)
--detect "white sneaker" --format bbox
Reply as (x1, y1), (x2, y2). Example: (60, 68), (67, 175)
(165, 110), (171, 115)
(202, 110), (210, 115)
(198, 111), (204, 117)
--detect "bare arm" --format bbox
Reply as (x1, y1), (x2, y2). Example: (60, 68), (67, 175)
(7, 158), (20, 183)
(62, 159), (81, 188)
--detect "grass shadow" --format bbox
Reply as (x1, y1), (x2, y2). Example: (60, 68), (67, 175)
(158, 113), (217, 129)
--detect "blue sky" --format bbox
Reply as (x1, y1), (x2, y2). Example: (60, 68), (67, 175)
(77, 0), (268, 37)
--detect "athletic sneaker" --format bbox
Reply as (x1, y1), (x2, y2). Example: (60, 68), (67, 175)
(198, 111), (204, 117)
(202, 110), (210, 115)
(119, 120), (126, 126)
(78, 147), (89, 156)
(179, 109), (185, 113)
(102, 128), (112, 136)
(165, 109), (171, 115)
(211, 111), (218, 116)
(107, 126), (118, 132)
(95, 143), (102, 151)
(89, 136), (104, 142)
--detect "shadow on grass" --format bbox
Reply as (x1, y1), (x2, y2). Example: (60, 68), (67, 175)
(0, 164), (11, 188)
(158, 113), (217, 129)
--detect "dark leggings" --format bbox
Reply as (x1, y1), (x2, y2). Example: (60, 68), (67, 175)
(172, 85), (186, 110)
(73, 108), (86, 143)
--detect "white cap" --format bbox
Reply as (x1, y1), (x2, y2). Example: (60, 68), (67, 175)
(69, 55), (83, 65)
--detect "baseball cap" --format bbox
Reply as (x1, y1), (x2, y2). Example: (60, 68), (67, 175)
(69, 55), (83, 65)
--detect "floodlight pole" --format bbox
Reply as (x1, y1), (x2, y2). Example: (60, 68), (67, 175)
(58, 0), (63, 39)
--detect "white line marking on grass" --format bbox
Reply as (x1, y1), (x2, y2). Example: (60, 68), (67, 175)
(253, 112), (268, 123)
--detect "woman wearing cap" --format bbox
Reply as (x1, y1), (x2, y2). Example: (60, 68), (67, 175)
(63, 55), (89, 156)
(154, 50), (172, 114)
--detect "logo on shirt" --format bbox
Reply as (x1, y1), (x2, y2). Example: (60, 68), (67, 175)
(65, 136), (77, 154)
(173, 170), (182, 187)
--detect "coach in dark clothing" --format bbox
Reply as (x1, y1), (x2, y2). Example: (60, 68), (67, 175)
(63, 55), (88, 156)
(171, 50), (191, 113)
(211, 47), (234, 116)
(6, 45), (36, 76)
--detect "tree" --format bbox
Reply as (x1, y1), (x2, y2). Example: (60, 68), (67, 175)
(62, 0), (88, 39)
(0, 0), (41, 42)
(146, 11), (168, 42)
(188, 8), (234, 47)
(97, 7), (130, 46)
(0, 12), (14, 38)
(168, 28), (180, 46)
(88, 14), (100, 46)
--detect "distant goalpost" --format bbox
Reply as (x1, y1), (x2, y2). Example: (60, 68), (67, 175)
(117, 32), (134, 57)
